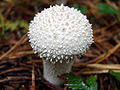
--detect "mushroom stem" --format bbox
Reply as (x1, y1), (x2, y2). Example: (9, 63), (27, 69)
(43, 59), (74, 86)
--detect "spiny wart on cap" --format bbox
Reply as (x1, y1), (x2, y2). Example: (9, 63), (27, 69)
(28, 4), (93, 63)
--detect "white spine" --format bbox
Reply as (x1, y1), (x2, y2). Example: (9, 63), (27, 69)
(43, 60), (74, 86)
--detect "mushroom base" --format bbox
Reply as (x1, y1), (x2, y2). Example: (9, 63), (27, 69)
(43, 59), (74, 86)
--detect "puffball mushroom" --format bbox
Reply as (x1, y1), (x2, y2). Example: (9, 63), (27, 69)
(28, 4), (93, 86)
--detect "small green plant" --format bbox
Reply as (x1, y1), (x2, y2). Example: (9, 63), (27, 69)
(72, 4), (88, 14)
(66, 75), (98, 90)
(109, 70), (120, 81)
(0, 13), (28, 37)
(97, 2), (120, 22)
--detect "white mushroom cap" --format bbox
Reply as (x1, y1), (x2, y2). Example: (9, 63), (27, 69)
(28, 4), (93, 63)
